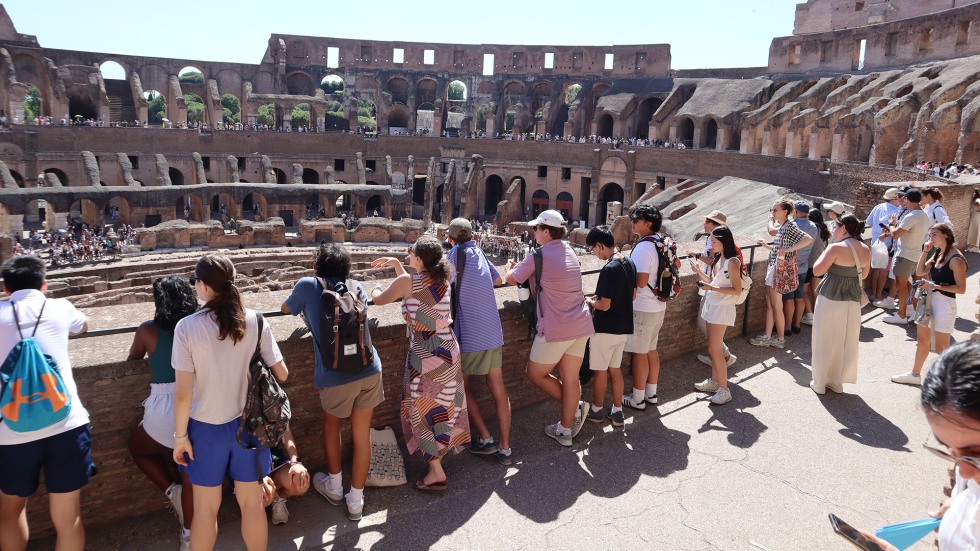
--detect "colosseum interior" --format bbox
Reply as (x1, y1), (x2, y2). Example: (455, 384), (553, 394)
(2, 0), (980, 541)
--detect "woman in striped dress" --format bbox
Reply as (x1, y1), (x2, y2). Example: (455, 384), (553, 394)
(371, 236), (470, 491)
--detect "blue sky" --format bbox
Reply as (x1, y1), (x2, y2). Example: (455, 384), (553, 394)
(3, 0), (802, 69)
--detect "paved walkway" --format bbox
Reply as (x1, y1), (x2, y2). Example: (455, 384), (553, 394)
(45, 254), (980, 551)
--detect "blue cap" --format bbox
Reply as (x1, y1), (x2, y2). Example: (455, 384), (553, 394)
(793, 201), (811, 213)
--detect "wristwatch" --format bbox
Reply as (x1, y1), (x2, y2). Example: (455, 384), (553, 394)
(288, 457), (302, 465)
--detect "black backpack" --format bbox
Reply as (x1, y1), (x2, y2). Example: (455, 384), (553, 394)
(237, 314), (291, 479)
(518, 247), (544, 339)
(317, 277), (375, 373)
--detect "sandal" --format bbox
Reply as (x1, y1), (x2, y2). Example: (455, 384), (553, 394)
(414, 480), (448, 492)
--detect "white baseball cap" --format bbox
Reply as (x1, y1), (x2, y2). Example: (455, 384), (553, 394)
(528, 209), (566, 228)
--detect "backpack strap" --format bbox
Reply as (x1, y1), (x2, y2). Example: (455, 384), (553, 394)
(533, 247), (544, 319)
(9, 300), (45, 341)
(253, 312), (264, 360)
(346, 278), (368, 365)
(315, 277), (343, 371)
(451, 247), (466, 339)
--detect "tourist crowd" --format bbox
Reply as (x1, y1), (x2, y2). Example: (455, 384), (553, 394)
(1, 179), (977, 550)
(15, 224), (139, 267)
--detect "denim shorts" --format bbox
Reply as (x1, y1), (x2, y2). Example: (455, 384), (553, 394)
(0, 424), (96, 497)
(180, 418), (271, 486)
(782, 275), (806, 300)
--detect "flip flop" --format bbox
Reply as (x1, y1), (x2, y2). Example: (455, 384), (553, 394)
(414, 480), (448, 492)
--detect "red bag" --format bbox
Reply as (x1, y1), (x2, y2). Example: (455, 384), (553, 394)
(773, 253), (798, 295)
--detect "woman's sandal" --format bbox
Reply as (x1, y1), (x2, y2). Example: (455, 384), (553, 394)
(414, 480), (448, 492)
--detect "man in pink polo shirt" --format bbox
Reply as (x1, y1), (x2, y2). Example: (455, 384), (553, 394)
(505, 210), (594, 447)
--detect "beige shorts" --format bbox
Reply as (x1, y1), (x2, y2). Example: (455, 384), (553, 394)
(625, 310), (666, 353)
(318, 373), (385, 418)
(461, 347), (503, 376)
(588, 333), (628, 371)
(893, 256), (916, 279)
(529, 335), (589, 365)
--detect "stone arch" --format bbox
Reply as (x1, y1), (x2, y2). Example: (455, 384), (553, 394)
(98, 60), (127, 80)
(635, 98), (663, 139)
(447, 80), (467, 102)
(530, 81), (552, 115)
(388, 105), (409, 130)
(320, 74), (344, 95)
(416, 78), (438, 105)
(69, 198), (99, 227)
(678, 118), (695, 147)
(484, 174), (504, 215)
(42, 168), (68, 186)
(68, 88), (99, 120)
(703, 118), (719, 149)
(599, 182), (624, 224)
(144, 89), (166, 124)
(210, 193), (237, 220)
(303, 168), (319, 184)
(531, 189), (549, 217)
(503, 81), (526, 98)
(25, 198), (58, 230)
(104, 196), (131, 224)
(336, 193), (353, 215)
(387, 77), (410, 105)
(597, 113), (614, 138)
(13, 53), (50, 114)
(354, 76), (379, 91)
(242, 192), (267, 220)
(216, 69), (243, 95)
(366, 194), (384, 216)
(286, 72), (315, 96)
(251, 71), (277, 94)
(178, 66), (205, 81)
(556, 191), (574, 222)
(273, 167), (287, 184)
(169, 167), (185, 185)
(476, 80), (495, 95)
(176, 194), (205, 222)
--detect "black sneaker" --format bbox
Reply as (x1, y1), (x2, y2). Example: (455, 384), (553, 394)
(495, 448), (513, 466)
(791, 325), (801, 334)
(586, 407), (606, 424)
(468, 437), (498, 455)
(609, 409), (625, 427)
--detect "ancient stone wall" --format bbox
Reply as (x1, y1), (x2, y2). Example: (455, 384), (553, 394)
(792, 0), (980, 35)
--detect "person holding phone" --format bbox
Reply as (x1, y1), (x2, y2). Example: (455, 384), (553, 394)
(855, 341), (980, 550)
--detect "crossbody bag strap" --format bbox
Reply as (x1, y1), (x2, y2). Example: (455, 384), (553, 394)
(844, 240), (865, 283)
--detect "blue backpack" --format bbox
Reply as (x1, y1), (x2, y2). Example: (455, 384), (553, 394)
(0, 301), (72, 432)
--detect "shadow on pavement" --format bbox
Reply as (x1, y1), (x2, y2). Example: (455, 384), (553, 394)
(817, 393), (911, 451)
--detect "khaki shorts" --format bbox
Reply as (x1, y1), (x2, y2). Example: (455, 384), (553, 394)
(588, 333), (628, 371)
(318, 373), (384, 418)
(529, 335), (589, 365)
(461, 347), (503, 376)
(893, 256), (917, 279)
(625, 310), (666, 353)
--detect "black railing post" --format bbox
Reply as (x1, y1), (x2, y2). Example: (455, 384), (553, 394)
(742, 244), (756, 337)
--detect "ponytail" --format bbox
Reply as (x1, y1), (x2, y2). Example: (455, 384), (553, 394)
(196, 254), (246, 344)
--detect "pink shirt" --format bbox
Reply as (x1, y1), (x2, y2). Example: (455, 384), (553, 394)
(512, 239), (594, 342)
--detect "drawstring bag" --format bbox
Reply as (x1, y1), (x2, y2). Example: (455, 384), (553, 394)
(365, 426), (407, 487)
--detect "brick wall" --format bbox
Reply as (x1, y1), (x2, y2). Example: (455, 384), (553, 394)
(23, 243), (771, 538)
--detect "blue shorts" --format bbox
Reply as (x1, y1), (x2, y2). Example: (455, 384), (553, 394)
(0, 424), (96, 497)
(180, 418), (272, 486)
(782, 274), (807, 300)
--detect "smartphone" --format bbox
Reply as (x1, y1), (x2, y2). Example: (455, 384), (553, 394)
(879, 223), (889, 230)
(829, 514), (886, 551)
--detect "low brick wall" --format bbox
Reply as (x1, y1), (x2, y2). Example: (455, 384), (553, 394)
(24, 241), (771, 538)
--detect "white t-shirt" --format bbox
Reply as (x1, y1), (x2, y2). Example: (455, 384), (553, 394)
(866, 202), (900, 244)
(172, 308), (283, 425)
(940, 470), (980, 550)
(0, 289), (90, 445)
(630, 238), (665, 313)
(897, 209), (930, 261)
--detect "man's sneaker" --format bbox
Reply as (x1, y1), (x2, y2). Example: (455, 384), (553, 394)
(609, 409), (625, 427)
(697, 353), (737, 367)
(495, 448), (513, 466)
(271, 497), (289, 525)
(586, 407), (606, 423)
(346, 493), (363, 522)
(312, 472), (343, 506)
(891, 371), (922, 386)
(709, 387), (733, 405)
(570, 401), (589, 437)
(645, 394), (658, 405)
(468, 437), (498, 455)
(544, 423), (572, 447)
(622, 395), (647, 411)
(801, 313), (814, 326)
(873, 297), (898, 309)
(883, 313), (912, 325)
(769, 337), (786, 349)
(694, 378), (720, 393)
(166, 483), (184, 527)
(749, 335), (772, 347)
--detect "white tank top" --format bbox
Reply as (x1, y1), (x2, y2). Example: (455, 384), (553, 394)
(705, 257), (739, 306)
(940, 471), (980, 550)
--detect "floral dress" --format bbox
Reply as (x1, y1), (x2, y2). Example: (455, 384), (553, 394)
(400, 273), (470, 460)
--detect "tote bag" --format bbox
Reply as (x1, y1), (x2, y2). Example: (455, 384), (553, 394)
(772, 253), (798, 295)
(365, 426), (407, 487)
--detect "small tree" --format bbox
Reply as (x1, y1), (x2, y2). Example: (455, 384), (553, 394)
(448, 81), (466, 101)
(24, 84), (41, 121)
(220, 94), (240, 124)
(291, 103), (311, 128)
(565, 84), (582, 105)
(256, 103), (276, 127)
(179, 71), (204, 84)
(320, 77), (344, 95)
(147, 92), (166, 124)
(184, 94), (205, 124)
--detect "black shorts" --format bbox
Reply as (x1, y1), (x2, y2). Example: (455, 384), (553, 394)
(0, 425), (96, 497)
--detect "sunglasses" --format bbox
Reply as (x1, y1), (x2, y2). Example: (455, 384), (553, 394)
(923, 438), (980, 470)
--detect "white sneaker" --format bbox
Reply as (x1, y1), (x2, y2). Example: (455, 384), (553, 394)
(709, 387), (732, 405)
(873, 297), (897, 309)
(312, 472), (343, 506)
(345, 493), (364, 521)
(769, 337), (786, 349)
(697, 353), (737, 367)
(883, 313), (912, 325)
(800, 313), (814, 326)
(622, 395), (647, 411)
(166, 483), (184, 527)
(694, 378), (720, 393)
(271, 497), (289, 525)
(891, 371), (921, 386)
(749, 335), (772, 347)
